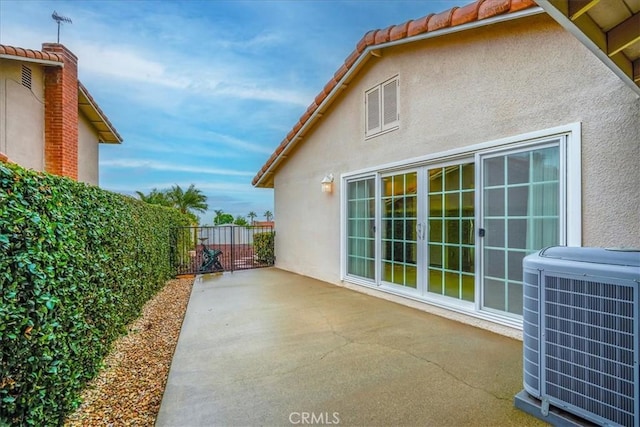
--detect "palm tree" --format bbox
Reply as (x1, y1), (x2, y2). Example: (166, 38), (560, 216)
(247, 211), (257, 225)
(263, 210), (273, 222)
(135, 188), (172, 207)
(166, 184), (208, 216)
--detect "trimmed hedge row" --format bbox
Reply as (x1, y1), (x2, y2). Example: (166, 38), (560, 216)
(0, 163), (190, 426)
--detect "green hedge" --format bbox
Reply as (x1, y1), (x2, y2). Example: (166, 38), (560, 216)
(0, 163), (190, 426)
(254, 231), (275, 265)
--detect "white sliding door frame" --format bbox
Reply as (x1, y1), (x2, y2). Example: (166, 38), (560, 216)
(340, 123), (581, 328)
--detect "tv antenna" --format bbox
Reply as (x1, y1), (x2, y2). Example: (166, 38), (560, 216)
(51, 11), (72, 43)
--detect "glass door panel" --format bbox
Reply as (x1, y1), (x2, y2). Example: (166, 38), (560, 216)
(346, 178), (376, 280)
(381, 172), (417, 288)
(427, 163), (474, 301)
(481, 145), (560, 315)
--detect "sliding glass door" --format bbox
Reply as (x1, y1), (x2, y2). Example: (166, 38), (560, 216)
(381, 171), (418, 289)
(480, 144), (561, 315)
(343, 135), (568, 321)
(427, 163), (475, 302)
(346, 178), (376, 280)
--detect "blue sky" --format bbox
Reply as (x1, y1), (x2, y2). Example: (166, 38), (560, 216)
(1, 0), (459, 224)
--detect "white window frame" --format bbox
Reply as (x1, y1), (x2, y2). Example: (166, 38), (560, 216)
(365, 75), (399, 138)
(341, 123), (582, 329)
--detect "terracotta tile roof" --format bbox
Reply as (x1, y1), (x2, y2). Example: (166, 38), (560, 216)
(0, 44), (64, 63)
(252, 0), (538, 188)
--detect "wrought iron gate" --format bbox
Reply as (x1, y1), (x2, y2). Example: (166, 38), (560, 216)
(170, 225), (275, 276)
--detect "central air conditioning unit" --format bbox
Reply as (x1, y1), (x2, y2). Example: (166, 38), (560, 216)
(520, 247), (640, 426)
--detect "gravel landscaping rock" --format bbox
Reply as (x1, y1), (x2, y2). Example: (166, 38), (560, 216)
(65, 277), (194, 426)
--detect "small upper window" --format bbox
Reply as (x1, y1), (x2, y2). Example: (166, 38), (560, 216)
(365, 76), (399, 138)
(21, 65), (32, 90)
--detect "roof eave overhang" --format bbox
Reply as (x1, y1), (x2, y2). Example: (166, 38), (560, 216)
(78, 84), (123, 144)
(0, 53), (64, 67)
(252, 7), (545, 189)
(535, 0), (640, 98)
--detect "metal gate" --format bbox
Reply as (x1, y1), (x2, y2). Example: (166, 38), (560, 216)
(170, 225), (275, 276)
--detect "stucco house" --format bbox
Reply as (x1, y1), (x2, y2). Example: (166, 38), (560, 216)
(0, 43), (122, 185)
(252, 0), (640, 334)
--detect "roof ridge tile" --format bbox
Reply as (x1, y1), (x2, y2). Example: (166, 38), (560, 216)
(478, 0), (512, 20)
(428, 7), (458, 31)
(362, 30), (377, 49)
(407, 14), (434, 37)
(374, 25), (394, 44)
(452, 1), (483, 26)
(389, 21), (410, 42)
(334, 64), (349, 82)
(509, 0), (535, 12)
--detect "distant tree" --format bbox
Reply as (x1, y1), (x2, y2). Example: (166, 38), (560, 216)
(234, 215), (248, 226)
(247, 211), (257, 225)
(263, 210), (273, 222)
(135, 188), (172, 207)
(166, 184), (208, 217)
(137, 184), (207, 225)
(213, 210), (234, 225)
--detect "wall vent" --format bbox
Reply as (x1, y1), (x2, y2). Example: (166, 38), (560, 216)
(21, 64), (32, 90)
(522, 247), (640, 426)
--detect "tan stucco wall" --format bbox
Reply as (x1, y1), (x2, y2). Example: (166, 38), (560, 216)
(272, 13), (640, 285)
(0, 59), (46, 171)
(78, 111), (99, 185)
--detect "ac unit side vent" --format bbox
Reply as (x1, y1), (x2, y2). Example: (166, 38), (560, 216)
(523, 269), (541, 396)
(543, 274), (637, 426)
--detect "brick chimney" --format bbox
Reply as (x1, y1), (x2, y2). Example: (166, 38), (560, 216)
(42, 43), (78, 180)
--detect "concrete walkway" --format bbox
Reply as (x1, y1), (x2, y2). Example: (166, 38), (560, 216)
(156, 268), (545, 426)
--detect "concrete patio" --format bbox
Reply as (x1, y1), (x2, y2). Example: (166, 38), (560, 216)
(156, 268), (546, 426)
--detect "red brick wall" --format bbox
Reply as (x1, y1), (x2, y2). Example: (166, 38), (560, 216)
(43, 43), (78, 180)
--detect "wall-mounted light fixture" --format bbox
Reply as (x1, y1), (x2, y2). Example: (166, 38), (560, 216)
(321, 173), (334, 193)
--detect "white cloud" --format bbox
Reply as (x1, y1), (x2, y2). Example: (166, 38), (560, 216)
(212, 84), (311, 107)
(74, 42), (190, 89)
(201, 131), (274, 155)
(72, 40), (312, 107)
(101, 159), (254, 176)
(216, 31), (284, 50)
(1, 2), (315, 108)
(139, 181), (258, 193)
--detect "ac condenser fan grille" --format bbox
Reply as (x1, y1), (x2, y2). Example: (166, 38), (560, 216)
(544, 275), (636, 426)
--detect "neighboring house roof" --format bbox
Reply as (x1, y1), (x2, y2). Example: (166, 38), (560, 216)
(252, 0), (541, 188)
(253, 221), (275, 228)
(0, 43), (123, 144)
(535, 0), (640, 97)
(78, 82), (123, 144)
(0, 44), (64, 65)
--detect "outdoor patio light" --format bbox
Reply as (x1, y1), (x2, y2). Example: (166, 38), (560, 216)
(321, 174), (334, 193)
